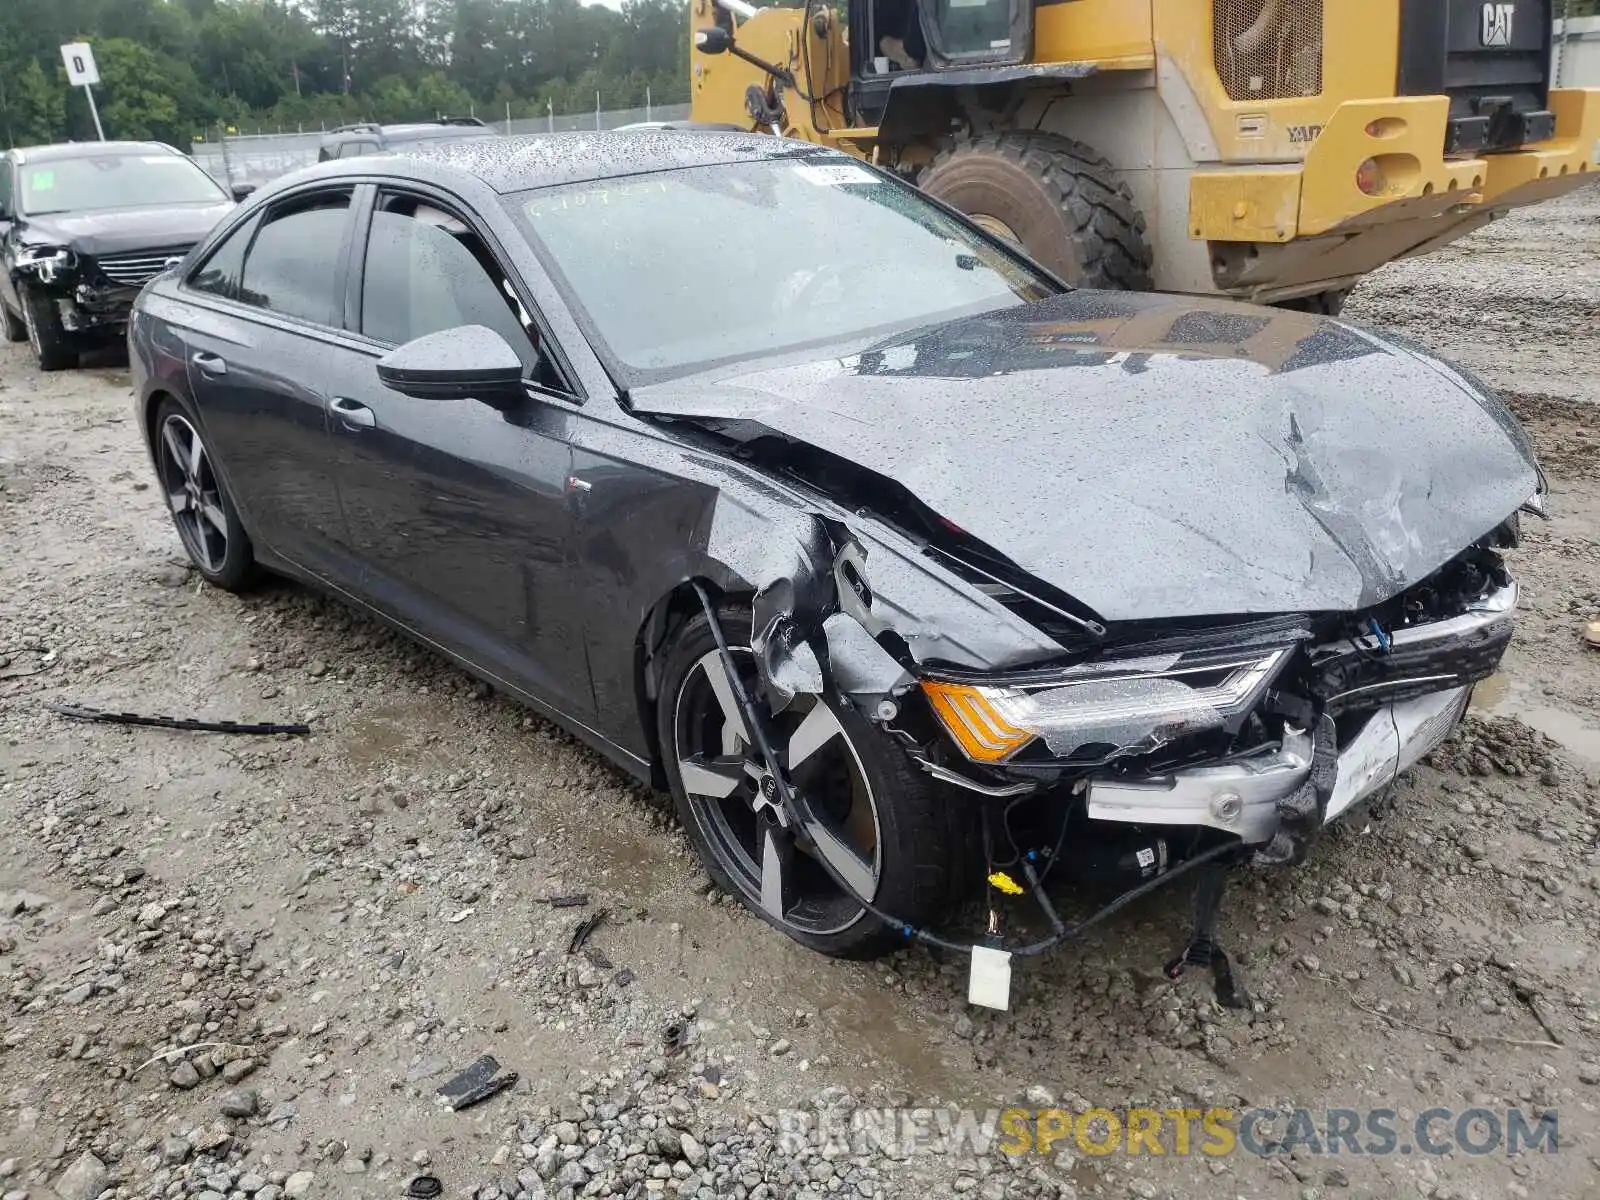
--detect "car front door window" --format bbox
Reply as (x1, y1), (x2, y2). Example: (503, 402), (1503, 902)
(360, 198), (544, 369)
(238, 190), (352, 326)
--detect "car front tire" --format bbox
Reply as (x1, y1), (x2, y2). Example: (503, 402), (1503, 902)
(20, 283), (78, 371)
(658, 601), (967, 960)
(152, 396), (257, 591)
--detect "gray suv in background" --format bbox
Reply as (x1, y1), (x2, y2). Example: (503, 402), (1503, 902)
(317, 116), (499, 161)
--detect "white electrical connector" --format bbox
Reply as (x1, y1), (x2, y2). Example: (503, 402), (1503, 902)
(967, 945), (1013, 1011)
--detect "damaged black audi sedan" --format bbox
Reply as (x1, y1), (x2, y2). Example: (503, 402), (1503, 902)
(1, 141), (240, 370)
(128, 133), (1541, 972)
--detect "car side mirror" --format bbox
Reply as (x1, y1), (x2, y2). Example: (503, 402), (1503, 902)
(231, 183), (257, 202)
(695, 26), (732, 54)
(376, 325), (526, 408)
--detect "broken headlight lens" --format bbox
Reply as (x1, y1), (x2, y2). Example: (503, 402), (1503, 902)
(921, 647), (1290, 765)
(17, 245), (76, 284)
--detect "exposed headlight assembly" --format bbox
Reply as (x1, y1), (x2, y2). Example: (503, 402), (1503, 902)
(921, 647), (1290, 765)
(17, 245), (76, 284)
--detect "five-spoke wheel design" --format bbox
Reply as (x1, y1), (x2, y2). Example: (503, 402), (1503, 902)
(660, 606), (963, 959)
(673, 648), (883, 937)
(158, 413), (230, 573)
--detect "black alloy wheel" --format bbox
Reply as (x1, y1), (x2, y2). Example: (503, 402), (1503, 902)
(153, 398), (256, 591)
(659, 603), (964, 959)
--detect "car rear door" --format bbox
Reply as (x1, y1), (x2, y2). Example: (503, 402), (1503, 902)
(321, 185), (595, 717)
(176, 186), (356, 580)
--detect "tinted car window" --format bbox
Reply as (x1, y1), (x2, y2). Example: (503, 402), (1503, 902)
(337, 141), (376, 158)
(187, 214), (259, 301)
(0, 161), (13, 217)
(19, 151), (227, 215)
(361, 197), (536, 362)
(510, 158), (1055, 381)
(238, 192), (351, 326)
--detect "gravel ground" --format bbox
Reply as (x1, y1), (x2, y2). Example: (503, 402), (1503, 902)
(4, 185), (1600, 1200)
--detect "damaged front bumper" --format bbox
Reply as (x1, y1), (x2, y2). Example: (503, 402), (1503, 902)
(15, 248), (149, 336)
(43, 279), (141, 336)
(1086, 684), (1469, 845)
(818, 538), (1515, 867)
(740, 499), (1519, 877)
(1081, 581), (1513, 852)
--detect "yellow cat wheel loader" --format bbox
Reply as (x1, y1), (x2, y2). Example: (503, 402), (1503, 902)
(687, 0), (1600, 311)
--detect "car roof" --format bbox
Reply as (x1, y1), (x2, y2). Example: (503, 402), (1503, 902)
(10, 141), (182, 164)
(383, 123), (497, 138)
(312, 130), (841, 193)
(322, 120), (494, 141)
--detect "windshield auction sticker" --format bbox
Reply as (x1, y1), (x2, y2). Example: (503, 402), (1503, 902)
(792, 163), (877, 186)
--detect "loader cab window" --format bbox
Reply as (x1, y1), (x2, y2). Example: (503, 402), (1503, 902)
(925, 0), (1018, 61)
(859, 0), (1024, 75)
(871, 0), (926, 70)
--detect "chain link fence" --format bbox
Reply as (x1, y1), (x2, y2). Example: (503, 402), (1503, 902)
(191, 102), (692, 190)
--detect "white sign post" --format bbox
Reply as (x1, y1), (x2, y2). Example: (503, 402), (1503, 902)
(60, 42), (106, 141)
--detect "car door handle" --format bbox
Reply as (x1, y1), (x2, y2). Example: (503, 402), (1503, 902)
(191, 351), (227, 376)
(329, 397), (376, 430)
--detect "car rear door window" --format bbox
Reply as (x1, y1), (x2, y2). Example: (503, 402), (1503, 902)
(238, 190), (351, 326)
(359, 194), (538, 363)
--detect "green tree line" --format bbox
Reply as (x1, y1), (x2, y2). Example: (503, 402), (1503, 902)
(0, 0), (692, 149)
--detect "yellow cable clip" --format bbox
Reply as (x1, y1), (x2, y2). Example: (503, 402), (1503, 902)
(987, 871), (1024, 896)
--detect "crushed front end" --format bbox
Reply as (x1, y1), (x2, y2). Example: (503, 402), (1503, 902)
(907, 533), (1519, 867)
(815, 526), (1521, 1006)
(13, 241), (189, 340)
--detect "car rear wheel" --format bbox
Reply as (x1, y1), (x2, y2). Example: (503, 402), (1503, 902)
(658, 602), (965, 959)
(20, 284), (78, 371)
(153, 397), (257, 591)
(0, 296), (26, 343)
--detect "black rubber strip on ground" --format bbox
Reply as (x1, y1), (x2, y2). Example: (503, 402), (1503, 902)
(46, 702), (311, 736)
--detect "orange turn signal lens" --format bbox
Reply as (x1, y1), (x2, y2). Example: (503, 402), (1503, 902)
(920, 681), (1033, 762)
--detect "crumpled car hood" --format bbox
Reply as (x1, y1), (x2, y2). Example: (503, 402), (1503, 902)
(22, 202), (234, 259)
(630, 291), (1539, 622)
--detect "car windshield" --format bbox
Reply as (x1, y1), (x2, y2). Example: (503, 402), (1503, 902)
(508, 156), (1058, 381)
(20, 152), (227, 216)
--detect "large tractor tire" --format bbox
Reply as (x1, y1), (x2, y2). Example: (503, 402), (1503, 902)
(918, 132), (1153, 291)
